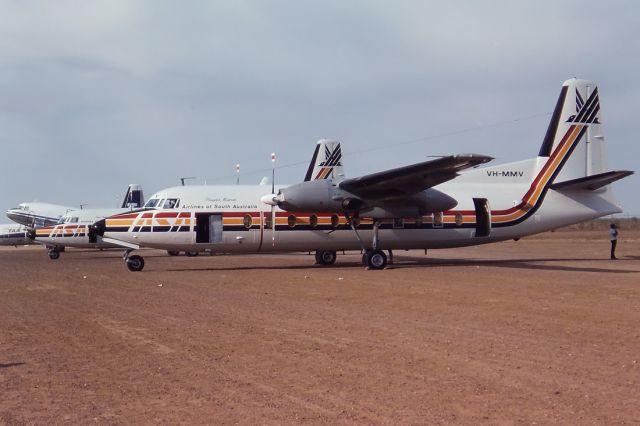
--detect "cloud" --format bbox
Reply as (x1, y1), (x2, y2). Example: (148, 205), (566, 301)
(0, 0), (638, 214)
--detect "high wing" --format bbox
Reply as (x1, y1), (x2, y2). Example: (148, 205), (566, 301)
(338, 154), (493, 198)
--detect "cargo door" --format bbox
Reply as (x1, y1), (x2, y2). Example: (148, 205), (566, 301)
(473, 198), (491, 238)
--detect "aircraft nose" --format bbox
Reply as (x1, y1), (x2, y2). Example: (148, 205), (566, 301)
(6, 209), (18, 222)
(91, 219), (106, 237)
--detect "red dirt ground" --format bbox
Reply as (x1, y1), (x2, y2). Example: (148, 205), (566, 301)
(1, 230), (639, 424)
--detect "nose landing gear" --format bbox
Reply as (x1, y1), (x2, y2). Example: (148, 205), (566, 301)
(48, 247), (60, 260)
(123, 250), (145, 272)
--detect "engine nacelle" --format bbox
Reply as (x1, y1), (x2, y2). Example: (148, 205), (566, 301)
(278, 179), (352, 213)
(277, 180), (458, 218)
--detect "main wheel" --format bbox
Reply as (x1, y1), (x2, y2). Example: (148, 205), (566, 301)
(364, 250), (387, 270)
(126, 255), (145, 272)
(48, 249), (60, 260)
(315, 250), (337, 265)
(167, 250), (180, 256)
(185, 251), (199, 257)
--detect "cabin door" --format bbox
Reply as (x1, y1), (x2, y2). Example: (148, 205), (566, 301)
(195, 213), (223, 244)
(473, 198), (491, 238)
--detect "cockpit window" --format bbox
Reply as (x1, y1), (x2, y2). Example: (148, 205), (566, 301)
(163, 198), (179, 209)
(69, 217), (79, 223)
(144, 198), (161, 208)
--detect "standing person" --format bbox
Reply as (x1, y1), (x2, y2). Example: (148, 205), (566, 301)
(609, 223), (618, 259)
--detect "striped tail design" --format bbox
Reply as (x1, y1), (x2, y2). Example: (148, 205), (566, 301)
(538, 78), (607, 183)
(304, 139), (345, 182)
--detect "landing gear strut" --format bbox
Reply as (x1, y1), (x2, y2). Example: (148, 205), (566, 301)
(123, 249), (145, 272)
(348, 217), (388, 270)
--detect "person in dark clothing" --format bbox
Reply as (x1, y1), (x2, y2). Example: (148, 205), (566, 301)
(609, 223), (618, 259)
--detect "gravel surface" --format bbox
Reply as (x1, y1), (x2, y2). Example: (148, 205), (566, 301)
(1, 231), (639, 424)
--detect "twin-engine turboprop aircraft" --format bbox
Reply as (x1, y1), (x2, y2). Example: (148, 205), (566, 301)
(0, 224), (33, 246)
(6, 202), (74, 229)
(94, 79), (633, 271)
(32, 185), (144, 259)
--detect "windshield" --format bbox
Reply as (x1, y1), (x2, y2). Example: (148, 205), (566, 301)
(144, 198), (161, 208)
(162, 199), (179, 209)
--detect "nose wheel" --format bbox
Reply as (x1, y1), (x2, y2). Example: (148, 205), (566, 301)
(123, 250), (145, 272)
(47, 248), (60, 260)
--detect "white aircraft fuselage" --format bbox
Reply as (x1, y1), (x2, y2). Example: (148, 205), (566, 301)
(96, 79), (632, 271)
(0, 224), (33, 246)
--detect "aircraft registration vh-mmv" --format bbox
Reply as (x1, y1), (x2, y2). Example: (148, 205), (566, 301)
(93, 78), (633, 271)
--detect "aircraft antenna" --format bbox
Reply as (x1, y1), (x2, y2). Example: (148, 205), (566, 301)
(271, 153), (276, 245)
(180, 177), (197, 186)
(236, 164), (240, 185)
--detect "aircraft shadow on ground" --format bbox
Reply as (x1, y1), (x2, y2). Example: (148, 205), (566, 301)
(163, 256), (638, 274)
(392, 256), (640, 274)
(0, 362), (25, 369)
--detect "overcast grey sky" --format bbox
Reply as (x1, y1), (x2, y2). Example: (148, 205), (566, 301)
(1, 0), (638, 216)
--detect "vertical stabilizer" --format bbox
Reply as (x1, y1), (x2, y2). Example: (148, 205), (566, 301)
(121, 184), (144, 209)
(304, 139), (345, 182)
(538, 78), (607, 183)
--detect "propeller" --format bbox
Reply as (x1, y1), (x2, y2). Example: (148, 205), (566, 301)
(270, 153), (276, 246)
(260, 153), (282, 246)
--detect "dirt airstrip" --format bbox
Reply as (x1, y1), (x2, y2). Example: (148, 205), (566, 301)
(1, 230), (639, 425)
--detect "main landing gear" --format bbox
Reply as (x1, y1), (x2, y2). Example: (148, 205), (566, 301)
(362, 250), (387, 270)
(315, 250), (337, 265)
(348, 217), (390, 270)
(124, 250), (145, 272)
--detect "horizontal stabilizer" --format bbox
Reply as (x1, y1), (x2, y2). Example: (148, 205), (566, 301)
(550, 170), (634, 191)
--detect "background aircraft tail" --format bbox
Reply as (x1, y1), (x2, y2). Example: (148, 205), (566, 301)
(304, 139), (345, 182)
(121, 184), (144, 209)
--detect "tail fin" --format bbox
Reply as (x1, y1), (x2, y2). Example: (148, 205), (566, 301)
(538, 78), (608, 183)
(121, 184), (144, 209)
(303, 139), (345, 182)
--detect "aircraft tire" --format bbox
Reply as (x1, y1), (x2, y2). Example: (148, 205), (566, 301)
(48, 249), (60, 260)
(167, 250), (180, 256)
(185, 251), (199, 257)
(126, 255), (145, 272)
(315, 250), (337, 265)
(364, 250), (387, 270)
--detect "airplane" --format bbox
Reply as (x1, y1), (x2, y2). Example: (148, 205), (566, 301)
(6, 202), (75, 229)
(30, 184), (145, 259)
(92, 78), (633, 272)
(0, 223), (33, 246)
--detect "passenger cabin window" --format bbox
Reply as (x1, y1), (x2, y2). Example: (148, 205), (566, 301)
(69, 217), (79, 223)
(433, 212), (444, 228)
(309, 214), (318, 228)
(163, 198), (179, 209)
